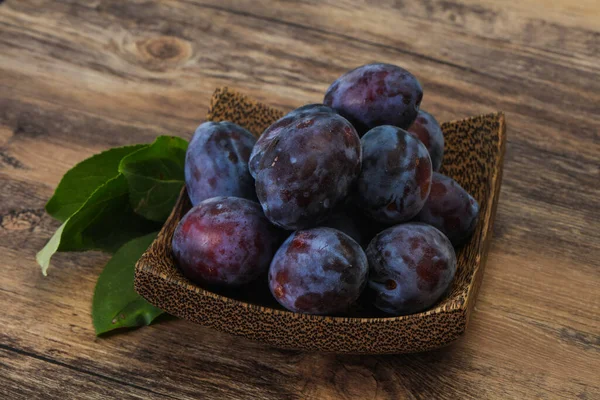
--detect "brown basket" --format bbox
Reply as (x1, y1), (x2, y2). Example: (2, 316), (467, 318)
(135, 87), (506, 354)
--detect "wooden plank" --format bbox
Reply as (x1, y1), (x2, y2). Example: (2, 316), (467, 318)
(0, 0), (599, 398)
(0, 347), (161, 399)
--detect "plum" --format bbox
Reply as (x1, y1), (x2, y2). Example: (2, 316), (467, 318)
(408, 110), (444, 171)
(185, 121), (256, 206)
(268, 227), (368, 315)
(172, 197), (282, 286)
(415, 172), (479, 246)
(355, 125), (432, 224)
(324, 63), (423, 135)
(366, 223), (456, 315)
(248, 104), (335, 178)
(255, 112), (361, 230)
(321, 209), (362, 244)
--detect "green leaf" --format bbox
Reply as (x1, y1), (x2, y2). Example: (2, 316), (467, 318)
(119, 136), (188, 222)
(92, 232), (163, 335)
(36, 175), (160, 275)
(45, 145), (147, 222)
(36, 222), (66, 276)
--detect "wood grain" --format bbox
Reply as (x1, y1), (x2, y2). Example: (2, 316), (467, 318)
(0, 0), (598, 398)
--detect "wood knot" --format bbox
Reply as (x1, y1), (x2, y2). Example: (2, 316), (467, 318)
(333, 364), (378, 398)
(1, 209), (43, 232)
(135, 36), (191, 71)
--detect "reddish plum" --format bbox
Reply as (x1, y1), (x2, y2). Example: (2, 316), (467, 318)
(248, 104), (335, 178)
(172, 197), (282, 286)
(366, 223), (456, 315)
(415, 172), (479, 246)
(255, 112), (361, 230)
(324, 63), (423, 135)
(408, 110), (444, 171)
(268, 227), (368, 315)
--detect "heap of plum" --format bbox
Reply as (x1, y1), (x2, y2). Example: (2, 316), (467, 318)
(173, 63), (480, 316)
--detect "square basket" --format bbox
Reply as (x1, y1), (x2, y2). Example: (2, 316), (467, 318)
(135, 87), (506, 354)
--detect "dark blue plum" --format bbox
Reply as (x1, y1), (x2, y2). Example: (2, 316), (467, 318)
(321, 209), (362, 244)
(172, 197), (282, 287)
(248, 104), (335, 179)
(268, 227), (368, 315)
(255, 112), (361, 230)
(355, 125), (432, 224)
(415, 172), (479, 246)
(324, 63), (423, 135)
(408, 110), (444, 171)
(185, 121), (256, 206)
(366, 223), (456, 315)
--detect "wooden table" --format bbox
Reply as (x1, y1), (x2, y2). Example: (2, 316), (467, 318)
(1, 1), (598, 399)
